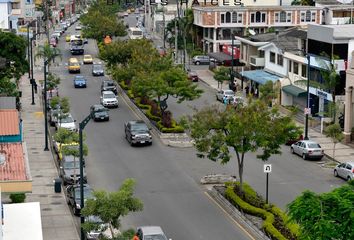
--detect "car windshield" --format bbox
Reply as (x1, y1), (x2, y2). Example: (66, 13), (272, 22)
(105, 81), (115, 87)
(103, 93), (116, 99)
(93, 65), (102, 70)
(131, 123), (149, 131)
(224, 90), (234, 95)
(144, 234), (168, 240)
(63, 160), (79, 169)
(308, 143), (321, 148)
(74, 187), (92, 201)
(61, 115), (74, 123)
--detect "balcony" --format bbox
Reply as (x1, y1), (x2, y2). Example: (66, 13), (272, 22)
(11, 8), (21, 15)
(250, 55), (265, 67)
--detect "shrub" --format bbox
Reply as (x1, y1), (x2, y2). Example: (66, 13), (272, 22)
(233, 181), (266, 208)
(127, 89), (134, 98)
(162, 111), (173, 128)
(157, 119), (184, 133)
(10, 193), (26, 203)
(119, 81), (129, 90)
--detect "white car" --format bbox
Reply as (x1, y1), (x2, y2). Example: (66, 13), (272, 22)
(135, 226), (171, 240)
(75, 25), (82, 31)
(216, 89), (235, 102)
(290, 140), (324, 160)
(55, 113), (76, 131)
(100, 91), (118, 108)
(334, 162), (354, 181)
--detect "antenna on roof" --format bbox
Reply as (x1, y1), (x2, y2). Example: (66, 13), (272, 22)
(248, 29), (256, 36)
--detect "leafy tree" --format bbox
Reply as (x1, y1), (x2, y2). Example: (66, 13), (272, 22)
(213, 66), (230, 89)
(53, 128), (80, 144)
(287, 181), (354, 240)
(81, 178), (143, 238)
(324, 123), (344, 159)
(259, 80), (278, 106)
(46, 73), (61, 90)
(184, 101), (300, 191)
(0, 77), (18, 97)
(35, 43), (61, 71)
(0, 31), (28, 81)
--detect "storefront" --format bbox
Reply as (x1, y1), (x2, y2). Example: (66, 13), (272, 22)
(309, 87), (332, 117)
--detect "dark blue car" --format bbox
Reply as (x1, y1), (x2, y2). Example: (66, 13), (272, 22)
(73, 76), (87, 88)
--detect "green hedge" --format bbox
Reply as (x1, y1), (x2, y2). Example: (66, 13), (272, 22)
(119, 81), (129, 90)
(157, 119), (184, 133)
(225, 186), (288, 240)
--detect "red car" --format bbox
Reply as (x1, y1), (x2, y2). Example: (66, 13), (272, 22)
(187, 71), (199, 82)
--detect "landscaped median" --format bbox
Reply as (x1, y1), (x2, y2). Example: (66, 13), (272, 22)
(220, 182), (300, 240)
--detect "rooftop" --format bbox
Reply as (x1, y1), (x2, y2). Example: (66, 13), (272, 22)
(0, 109), (19, 136)
(0, 143), (28, 181)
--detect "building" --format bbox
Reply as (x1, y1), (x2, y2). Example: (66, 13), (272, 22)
(0, 0), (36, 31)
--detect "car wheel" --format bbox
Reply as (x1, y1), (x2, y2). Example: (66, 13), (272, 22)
(195, 61), (200, 65)
(290, 147), (294, 154)
(302, 154), (307, 160)
(334, 170), (338, 177)
(347, 176), (352, 181)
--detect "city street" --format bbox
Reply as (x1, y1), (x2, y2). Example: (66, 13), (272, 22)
(50, 17), (345, 239)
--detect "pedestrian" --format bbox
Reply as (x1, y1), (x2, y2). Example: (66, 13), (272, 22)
(132, 235), (139, 240)
(223, 95), (228, 105)
(245, 86), (249, 95)
(254, 88), (258, 97)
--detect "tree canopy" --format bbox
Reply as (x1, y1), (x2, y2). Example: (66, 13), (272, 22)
(287, 181), (354, 240)
(36, 44), (61, 71)
(82, 178), (143, 238)
(213, 67), (230, 89)
(183, 100), (300, 190)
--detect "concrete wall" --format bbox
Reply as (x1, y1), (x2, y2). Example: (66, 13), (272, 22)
(0, 180), (32, 193)
(263, 45), (287, 76)
(0, 2), (10, 29)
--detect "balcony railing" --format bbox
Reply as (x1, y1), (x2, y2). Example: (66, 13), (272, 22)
(250, 55), (265, 67)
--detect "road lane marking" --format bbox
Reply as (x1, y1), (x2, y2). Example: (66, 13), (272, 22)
(204, 191), (257, 240)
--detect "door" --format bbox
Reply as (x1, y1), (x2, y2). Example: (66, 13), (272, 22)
(337, 163), (346, 177)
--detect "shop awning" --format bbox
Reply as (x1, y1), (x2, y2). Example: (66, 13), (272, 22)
(240, 70), (281, 85)
(282, 85), (307, 97)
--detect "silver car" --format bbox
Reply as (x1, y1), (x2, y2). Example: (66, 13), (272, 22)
(192, 55), (210, 65)
(216, 89), (235, 102)
(135, 226), (171, 240)
(334, 162), (354, 181)
(291, 140), (324, 160)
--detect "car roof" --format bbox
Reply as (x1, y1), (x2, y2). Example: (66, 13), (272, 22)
(300, 140), (319, 144)
(128, 120), (146, 125)
(103, 80), (114, 83)
(138, 226), (164, 235)
(92, 104), (105, 108)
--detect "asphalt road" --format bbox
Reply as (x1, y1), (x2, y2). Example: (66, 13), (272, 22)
(52, 24), (254, 240)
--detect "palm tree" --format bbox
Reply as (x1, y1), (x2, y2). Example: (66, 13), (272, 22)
(36, 44), (62, 71)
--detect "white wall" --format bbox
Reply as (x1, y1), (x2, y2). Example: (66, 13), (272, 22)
(348, 39), (354, 68)
(0, 3), (10, 30)
(263, 45), (288, 76)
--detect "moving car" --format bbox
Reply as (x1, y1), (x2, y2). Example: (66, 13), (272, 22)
(75, 24), (82, 30)
(124, 120), (152, 146)
(73, 76), (87, 88)
(55, 113), (77, 131)
(92, 63), (104, 76)
(90, 104), (109, 121)
(192, 55), (210, 65)
(216, 89), (235, 102)
(290, 140), (324, 160)
(70, 43), (84, 55)
(83, 54), (93, 64)
(60, 154), (87, 185)
(66, 35), (71, 42)
(100, 91), (118, 108)
(101, 80), (117, 94)
(135, 226), (171, 240)
(66, 184), (93, 215)
(187, 70), (199, 82)
(334, 162), (354, 181)
(68, 58), (80, 73)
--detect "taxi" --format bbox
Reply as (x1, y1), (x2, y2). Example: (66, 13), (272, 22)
(53, 141), (79, 161)
(83, 54), (93, 64)
(65, 35), (71, 42)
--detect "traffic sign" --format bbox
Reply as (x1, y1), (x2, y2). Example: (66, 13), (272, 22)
(304, 107), (311, 115)
(264, 164), (272, 173)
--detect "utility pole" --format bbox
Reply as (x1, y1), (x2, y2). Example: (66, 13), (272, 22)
(45, 0), (50, 43)
(174, 15), (178, 64)
(27, 23), (31, 79)
(163, 7), (166, 50)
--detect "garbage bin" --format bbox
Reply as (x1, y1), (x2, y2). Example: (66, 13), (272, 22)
(54, 178), (62, 193)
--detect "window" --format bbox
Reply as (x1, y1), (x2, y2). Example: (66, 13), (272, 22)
(301, 11), (315, 22)
(301, 64), (307, 78)
(311, 12), (316, 22)
(232, 12), (237, 23)
(288, 60), (292, 72)
(275, 13), (279, 22)
(238, 13), (243, 23)
(287, 12), (292, 22)
(259, 50), (264, 58)
(301, 12), (305, 22)
(277, 54), (283, 66)
(226, 12), (231, 23)
(251, 12), (266, 23)
(294, 62), (299, 74)
(270, 52), (276, 63)
(221, 14), (225, 23)
(280, 11), (286, 22)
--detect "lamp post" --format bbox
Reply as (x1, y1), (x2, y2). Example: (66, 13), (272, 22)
(30, 37), (35, 105)
(230, 33), (235, 86)
(304, 54), (311, 140)
(79, 114), (92, 240)
(44, 59), (49, 151)
(27, 24), (31, 79)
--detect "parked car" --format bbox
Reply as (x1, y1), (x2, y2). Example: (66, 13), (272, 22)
(85, 216), (115, 240)
(101, 80), (117, 94)
(124, 120), (152, 146)
(334, 162), (354, 181)
(187, 70), (199, 82)
(73, 76), (87, 88)
(52, 140), (79, 161)
(83, 54), (93, 64)
(75, 25), (82, 31)
(60, 154), (87, 185)
(49, 108), (60, 126)
(55, 113), (77, 131)
(66, 184), (93, 215)
(135, 226), (171, 240)
(290, 140), (324, 160)
(192, 55), (210, 65)
(216, 89), (235, 102)
(61, 22), (68, 31)
(92, 63), (104, 76)
(90, 104), (109, 121)
(100, 91), (118, 108)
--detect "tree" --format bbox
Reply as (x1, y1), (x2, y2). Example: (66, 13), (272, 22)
(36, 43), (61, 71)
(0, 77), (18, 97)
(324, 123), (344, 159)
(184, 101), (300, 191)
(0, 31), (28, 81)
(287, 181), (354, 240)
(46, 73), (61, 90)
(53, 128), (80, 145)
(81, 178), (143, 238)
(259, 80), (278, 106)
(213, 67), (230, 89)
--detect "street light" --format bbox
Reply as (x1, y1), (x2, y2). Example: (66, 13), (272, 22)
(304, 54), (311, 140)
(230, 33), (235, 87)
(44, 59), (49, 151)
(79, 114), (92, 240)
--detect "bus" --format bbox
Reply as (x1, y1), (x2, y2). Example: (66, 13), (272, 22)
(128, 27), (143, 40)
(70, 35), (83, 45)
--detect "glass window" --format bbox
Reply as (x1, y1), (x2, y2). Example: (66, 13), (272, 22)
(275, 13), (279, 22)
(251, 13), (255, 23)
(270, 52), (276, 63)
(294, 62), (299, 74)
(238, 13), (243, 23)
(262, 13), (266, 22)
(256, 11), (261, 22)
(280, 11), (286, 22)
(226, 12), (231, 23)
(311, 12), (316, 22)
(288, 60), (292, 72)
(287, 12), (292, 22)
(277, 54), (283, 66)
(259, 50), (264, 58)
(221, 14), (225, 23)
(306, 10), (311, 22)
(301, 64), (307, 78)
(232, 12), (237, 23)
(301, 12), (305, 22)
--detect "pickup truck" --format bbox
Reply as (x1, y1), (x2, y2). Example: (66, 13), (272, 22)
(70, 44), (84, 55)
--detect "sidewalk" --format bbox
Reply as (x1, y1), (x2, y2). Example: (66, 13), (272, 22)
(19, 70), (80, 239)
(196, 69), (354, 164)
